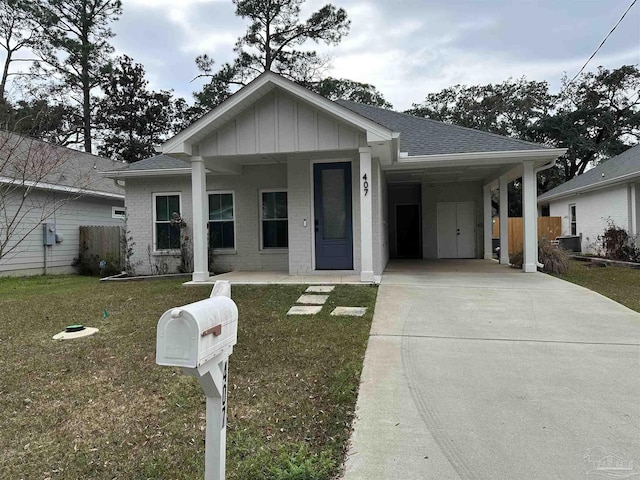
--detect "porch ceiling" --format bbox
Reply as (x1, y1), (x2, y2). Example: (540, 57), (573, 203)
(200, 149), (362, 175)
(384, 164), (507, 184)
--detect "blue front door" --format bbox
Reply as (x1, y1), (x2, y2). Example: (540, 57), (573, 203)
(314, 162), (353, 270)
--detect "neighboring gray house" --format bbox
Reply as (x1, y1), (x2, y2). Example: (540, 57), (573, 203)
(538, 144), (640, 253)
(106, 72), (565, 282)
(0, 132), (125, 276)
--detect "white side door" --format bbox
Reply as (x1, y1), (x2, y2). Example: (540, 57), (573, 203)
(437, 202), (458, 258)
(456, 201), (476, 258)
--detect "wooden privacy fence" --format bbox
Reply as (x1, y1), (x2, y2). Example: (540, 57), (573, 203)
(492, 217), (562, 254)
(79, 225), (123, 266)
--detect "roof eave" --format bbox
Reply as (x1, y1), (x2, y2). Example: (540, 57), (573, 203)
(99, 168), (192, 178)
(393, 148), (566, 167)
(538, 170), (640, 204)
(0, 176), (124, 200)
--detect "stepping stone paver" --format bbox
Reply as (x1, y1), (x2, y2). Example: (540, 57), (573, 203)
(330, 307), (367, 317)
(287, 305), (323, 315)
(305, 285), (335, 293)
(296, 294), (329, 305)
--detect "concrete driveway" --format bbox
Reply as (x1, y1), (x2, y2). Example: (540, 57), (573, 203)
(343, 260), (640, 480)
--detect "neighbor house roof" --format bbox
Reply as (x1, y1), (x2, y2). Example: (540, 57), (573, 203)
(104, 154), (192, 178)
(538, 144), (640, 203)
(335, 100), (551, 157)
(0, 131), (124, 198)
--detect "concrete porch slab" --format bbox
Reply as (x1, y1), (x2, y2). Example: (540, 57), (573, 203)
(184, 270), (363, 285)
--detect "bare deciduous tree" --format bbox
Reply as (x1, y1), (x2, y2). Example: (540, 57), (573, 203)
(0, 130), (95, 262)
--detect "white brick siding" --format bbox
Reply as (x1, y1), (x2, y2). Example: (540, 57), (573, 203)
(126, 164), (288, 275)
(548, 183), (635, 253)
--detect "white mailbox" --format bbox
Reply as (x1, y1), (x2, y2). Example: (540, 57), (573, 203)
(156, 281), (237, 480)
(156, 295), (238, 369)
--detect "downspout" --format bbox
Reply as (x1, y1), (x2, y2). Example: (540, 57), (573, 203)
(534, 158), (557, 268)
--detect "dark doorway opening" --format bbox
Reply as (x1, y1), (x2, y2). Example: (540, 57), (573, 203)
(396, 204), (421, 258)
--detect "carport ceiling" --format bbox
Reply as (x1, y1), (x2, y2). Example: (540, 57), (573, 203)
(384, 164), (506, 184)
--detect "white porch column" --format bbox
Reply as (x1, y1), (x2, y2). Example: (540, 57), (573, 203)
(483, 185), (493, 260)
(629, 183), (638, 235)
(522, 161), (538, 273)
(191, 156), (210, 282)
(359, 147), (374, 282)
(499, 175), (510, 264)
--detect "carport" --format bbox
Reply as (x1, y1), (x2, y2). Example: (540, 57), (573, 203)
(382, 150), (565, 272)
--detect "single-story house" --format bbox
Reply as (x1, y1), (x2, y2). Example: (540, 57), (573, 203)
(538, 144), (640, 253)
(105, 72), (566, 282)
(0, 132), (125, 276)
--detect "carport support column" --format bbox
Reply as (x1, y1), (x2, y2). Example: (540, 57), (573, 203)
(359, 147), (374, 283)
(499, 176), (510, 264)
(191, 156), (210, 282)
(483, 185), (493, 260)
(522, 161), (537, 273)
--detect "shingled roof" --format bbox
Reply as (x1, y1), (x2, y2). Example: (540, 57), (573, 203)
(122, 154), (190, 171)
(538, 144), (640, 202)
(335, 100), (551, 156)
(1, 131), (124, 197)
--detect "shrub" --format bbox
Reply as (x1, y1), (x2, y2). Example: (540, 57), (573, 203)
(509, 240), (570, 274)
(538, 240), (570, 274)
(72, 243), (121, 277)
(597, 220), (640, 262)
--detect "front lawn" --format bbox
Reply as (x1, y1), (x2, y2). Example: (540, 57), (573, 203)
(554, 260), (640, 313)
(0, 276), (376, 479)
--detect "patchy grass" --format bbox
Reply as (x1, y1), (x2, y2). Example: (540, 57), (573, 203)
(553, 260), (640, 313)
(0, 276), (376, 479)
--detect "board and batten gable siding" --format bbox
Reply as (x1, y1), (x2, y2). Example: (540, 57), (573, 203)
(197, 91), (366, 157)
(125, 164), (289, 275)
(548, 183), (635, 253)
(0, 188), (124, 276)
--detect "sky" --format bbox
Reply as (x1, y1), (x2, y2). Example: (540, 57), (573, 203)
(6, 0), (640, 111)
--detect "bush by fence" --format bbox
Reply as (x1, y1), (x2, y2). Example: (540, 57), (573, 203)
(73, 226), (124, 276)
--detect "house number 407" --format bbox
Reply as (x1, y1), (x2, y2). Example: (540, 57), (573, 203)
(362, 174), (369, 196)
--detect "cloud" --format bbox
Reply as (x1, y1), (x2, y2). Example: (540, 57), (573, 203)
(104, 0), (639, 110)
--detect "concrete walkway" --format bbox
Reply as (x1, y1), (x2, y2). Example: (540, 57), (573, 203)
(343, 260), (640, 480)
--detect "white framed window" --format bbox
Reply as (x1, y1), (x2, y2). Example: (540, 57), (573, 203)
(152, 192), (182, 251)
(112, 206), (126, 219)
(208, 191), (235, 250)
(260, 189), (288, 249)
(569, 204), (577, 235)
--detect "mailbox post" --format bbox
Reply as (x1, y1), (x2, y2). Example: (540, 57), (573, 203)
(156, 281), (237, 480)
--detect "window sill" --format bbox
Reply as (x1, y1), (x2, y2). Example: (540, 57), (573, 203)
(211, 249), (237, 255)
(152, 250), (180, 256)
(259, 248), (289, 254)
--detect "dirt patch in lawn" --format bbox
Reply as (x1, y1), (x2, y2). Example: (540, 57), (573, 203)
(0, 276), (376, 479)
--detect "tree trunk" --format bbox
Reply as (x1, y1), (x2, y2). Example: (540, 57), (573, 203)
(82, 78), (91, 153)
(0, 49), (12, 104)
(80, 6), (92, 154)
